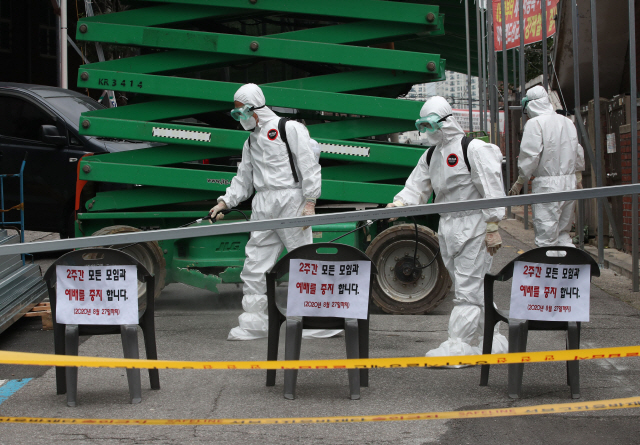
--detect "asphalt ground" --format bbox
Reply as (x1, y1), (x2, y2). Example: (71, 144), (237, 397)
(0, 220), (638, 444)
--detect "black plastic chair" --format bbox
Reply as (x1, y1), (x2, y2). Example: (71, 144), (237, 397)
(265, 243), (377, 400)
(44, 248), (160, 406)
(480, 246), (599, 399)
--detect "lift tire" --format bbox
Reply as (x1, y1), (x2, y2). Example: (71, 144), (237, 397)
(91, 225), (166, 300)
(365, 224), (451, 314)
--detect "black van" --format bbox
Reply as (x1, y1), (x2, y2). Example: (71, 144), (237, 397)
(0, 83), (152, 237)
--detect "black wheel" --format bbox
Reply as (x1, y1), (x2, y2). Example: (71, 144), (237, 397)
(365, 224), (451, 314)
(91, 225), (166, 300)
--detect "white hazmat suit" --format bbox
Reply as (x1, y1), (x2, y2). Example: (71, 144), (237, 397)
(393, 97), (508, 357)
(219, 84), (340, 340)
(513, 86), (585, 248)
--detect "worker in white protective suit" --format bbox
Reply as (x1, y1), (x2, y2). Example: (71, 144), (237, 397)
(386, 96), (508, 358)
(509, 86), (585, 248)
(210, 84), (340, 340)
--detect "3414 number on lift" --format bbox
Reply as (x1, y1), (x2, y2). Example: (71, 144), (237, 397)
(98, 78), (143, 89)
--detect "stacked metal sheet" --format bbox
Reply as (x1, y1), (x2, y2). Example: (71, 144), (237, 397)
(0, 230), (48, 334)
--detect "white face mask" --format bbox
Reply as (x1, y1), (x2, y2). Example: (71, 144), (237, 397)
(425, 129), (443, 146)
(240, 116), (257, 130)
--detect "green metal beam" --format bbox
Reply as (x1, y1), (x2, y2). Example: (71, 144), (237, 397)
(135, 0), (439, 26)
(76, 23), (439, 74)
(321, 164), (410, 181)
(307, 118), (414, 140)
(83, 18), (440, 76)
(270, 69), (439, 94)
(80, 66), (434, 125)
(81, 162), (402, 204)
(77, 70), (424, 120)
(90, 144), (235, 166)
(81, 4), (243, 27)
(82, 98), (213, 122)
(86, 187), (216, 212)
(78, 210), (209, 220)
(78, 120), (425, 167)
(81, 162), (234, 193)
(86, 117), (411, 163)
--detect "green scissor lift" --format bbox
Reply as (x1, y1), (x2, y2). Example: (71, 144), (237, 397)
(73, 0), (462, 314)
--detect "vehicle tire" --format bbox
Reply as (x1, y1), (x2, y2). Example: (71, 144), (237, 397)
(365, 224), (451, 314)
(91, 225), (166, 300)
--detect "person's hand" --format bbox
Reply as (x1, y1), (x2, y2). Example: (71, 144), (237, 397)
(208, 201), (228, 223)
(386, 201), (404, 222)
(485, 222), (502, 256)
(509, 176), (526, 196)
(302, 200), (315, 230)
(576, 171), (583, 189)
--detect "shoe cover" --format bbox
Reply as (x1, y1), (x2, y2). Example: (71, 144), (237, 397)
(228, 310), (269, 340)
(477, 325), (509, 354)
(491, 332), (508, 354)
(229, 294), (343, 340)
(425, 338), (480, 357)
(448, 305), (482, 345)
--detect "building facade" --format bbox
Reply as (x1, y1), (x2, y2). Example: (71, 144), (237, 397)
(405, 71), (480, 108)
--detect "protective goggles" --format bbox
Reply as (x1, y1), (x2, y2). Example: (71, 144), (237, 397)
(415, 113), (451, 133)
(521, 97), (531, 115)
(230, 104), (265, 121)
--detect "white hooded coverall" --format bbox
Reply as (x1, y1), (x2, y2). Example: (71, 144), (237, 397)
(395, 97), (508, 356)
(220, 84), (338, 340)
(519, 86), (585, 248)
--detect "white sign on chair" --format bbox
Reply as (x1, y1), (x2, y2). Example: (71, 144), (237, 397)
(287, 259), (371, 320)
(510, 261), (591, 322)
(56, 265), (138, 325)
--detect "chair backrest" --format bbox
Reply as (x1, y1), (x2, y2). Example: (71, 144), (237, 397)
(268, 243), (377, 326)
(493, 246), (600, 283)
(44, 248), (152, 332)
(270, 243), (378, 280)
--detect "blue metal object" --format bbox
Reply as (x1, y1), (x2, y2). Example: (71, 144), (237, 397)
(0, 157), (27, 264)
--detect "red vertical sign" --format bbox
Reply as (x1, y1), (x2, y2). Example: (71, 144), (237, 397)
(493, 0), (559, 51)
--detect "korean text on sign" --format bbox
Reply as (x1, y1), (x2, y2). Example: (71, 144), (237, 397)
(56, 265), (138, 325)
(287, 259), (371, 320)
(510, 261), (591, 322)
(493, 0), (560, 51)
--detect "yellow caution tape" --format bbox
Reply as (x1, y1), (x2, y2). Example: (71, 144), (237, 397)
(0, 346), (639, 370)
(1, 397), (639, 425)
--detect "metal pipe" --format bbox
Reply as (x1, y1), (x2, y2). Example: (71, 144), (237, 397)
(487, 0), (497, 144)
(590, 0), (604, 266)
(542, 0), (548, 90)
(513, 49), (517, 99)
(508, 47), (517, 218)
(477, 0), (484, 132)
(630, 0), (639, 291)
(571, 0), (584, 250)
(2, 185), (639, 257)
(502, 0), (511, 207)
(55, 0), (61, 88)
(466, 0), (473, 131)
(60, 0), (68, 88)
(482, 7), (489, 132)
(519, 0), (528, 229)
